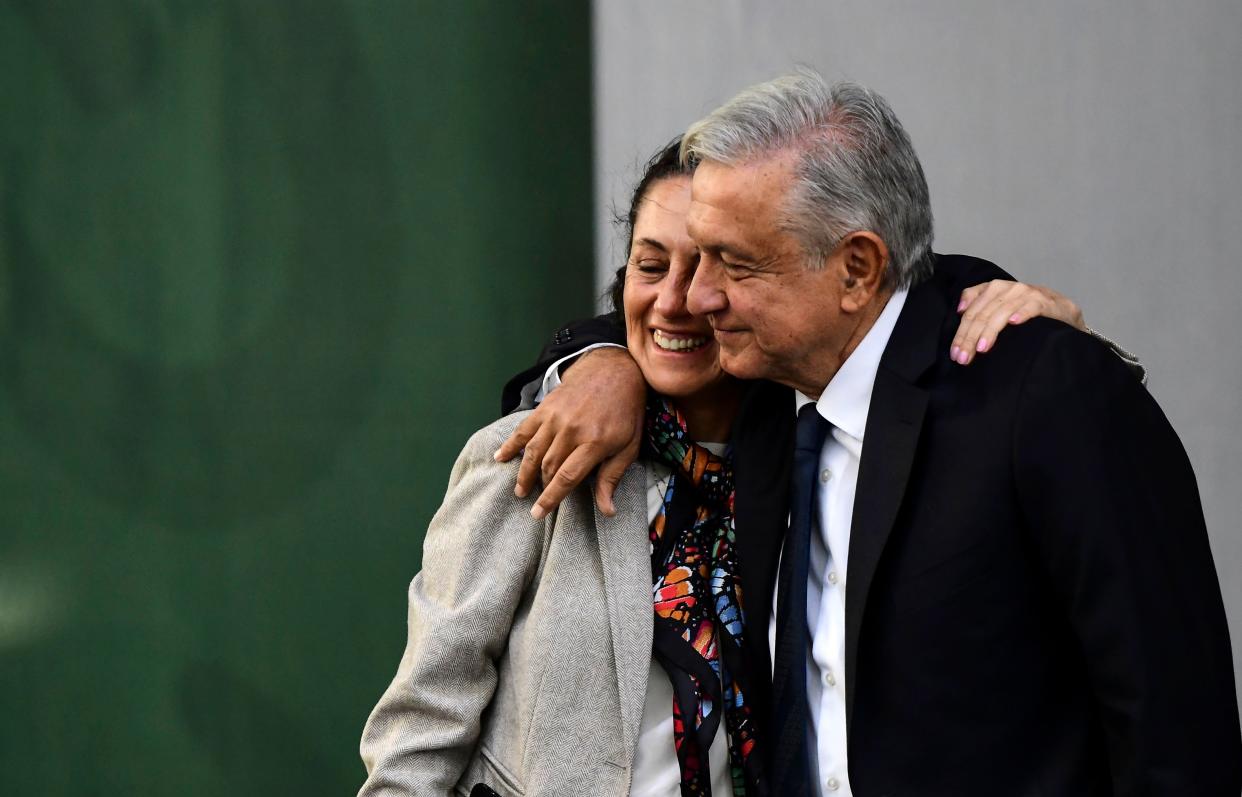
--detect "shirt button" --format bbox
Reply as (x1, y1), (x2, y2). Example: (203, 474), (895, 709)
(820, 468), (833, 483)
(826, 777), (840, 791)
(826, 668), (837, 687)
(827, 570), (838, 585)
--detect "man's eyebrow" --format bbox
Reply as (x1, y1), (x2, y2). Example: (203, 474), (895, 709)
(716, 243), (758, 263)
(632, 237), (669, 253)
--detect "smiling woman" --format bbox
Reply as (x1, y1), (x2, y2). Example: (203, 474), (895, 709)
(623, 176), (737, 443)
(360, 138), (763, 796)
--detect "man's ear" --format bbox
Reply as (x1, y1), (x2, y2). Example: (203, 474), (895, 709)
(838, 231), (889, 313)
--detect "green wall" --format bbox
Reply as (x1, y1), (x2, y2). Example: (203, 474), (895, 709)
(0, 1), (593, 793)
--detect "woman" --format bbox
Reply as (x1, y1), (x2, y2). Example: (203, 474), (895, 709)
(357, 140), (1116, 797)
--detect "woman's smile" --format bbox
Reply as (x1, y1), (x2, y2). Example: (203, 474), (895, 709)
(651, 328), (711, 353)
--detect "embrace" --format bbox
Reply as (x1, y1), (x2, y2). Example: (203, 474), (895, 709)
(359, 71), (1240, 796)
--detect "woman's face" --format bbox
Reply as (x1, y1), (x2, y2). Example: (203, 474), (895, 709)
(623, 177), (728, 404)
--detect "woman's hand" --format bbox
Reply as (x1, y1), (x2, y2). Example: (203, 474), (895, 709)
(950, 280), (1086, 365)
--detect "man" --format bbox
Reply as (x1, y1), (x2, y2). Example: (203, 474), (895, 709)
(499, 72), (1240, 795)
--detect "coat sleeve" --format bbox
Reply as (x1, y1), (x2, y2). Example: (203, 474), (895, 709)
(358, 416), (549, 796)
(1012, 326), (1241, 795)
(499, 312), (626, 416)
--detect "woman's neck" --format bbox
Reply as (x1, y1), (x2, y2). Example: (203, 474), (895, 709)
(676, 382), (743, 444)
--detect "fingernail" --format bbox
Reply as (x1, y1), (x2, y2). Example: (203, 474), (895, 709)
(976, 337), (989, 352)
(514, 485), (527, 498)
(957, 298), (967, 312)
(950, 345), (961, 361)
(493, 450), (503, 461)
(956, 349), (970, 365)
(1009, 313), (1021, 324)
(530, 505), (546, 520)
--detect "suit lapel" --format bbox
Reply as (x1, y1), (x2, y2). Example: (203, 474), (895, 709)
(843, 273), (950, 727)
(594, 462), (655, 765)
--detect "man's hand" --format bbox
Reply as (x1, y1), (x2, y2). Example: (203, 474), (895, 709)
(493, 347), (645, 519)
(950, 280), (1086, 365)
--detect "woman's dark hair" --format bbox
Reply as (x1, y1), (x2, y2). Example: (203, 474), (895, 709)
(607, 136), (694, 313)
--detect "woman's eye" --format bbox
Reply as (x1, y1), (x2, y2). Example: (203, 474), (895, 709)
(635, 261), (668, 275)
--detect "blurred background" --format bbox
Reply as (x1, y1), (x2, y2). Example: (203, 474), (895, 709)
(0, 1), (592, 793)
(1, 1), (1239, 794)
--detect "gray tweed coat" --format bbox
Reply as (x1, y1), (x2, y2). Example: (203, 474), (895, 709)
(358, 412), (654, 797)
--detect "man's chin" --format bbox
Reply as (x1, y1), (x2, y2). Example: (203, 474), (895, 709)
(717, 350), (766, 382)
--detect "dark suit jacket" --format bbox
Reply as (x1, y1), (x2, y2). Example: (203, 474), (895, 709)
(503, 254), (1241, 796)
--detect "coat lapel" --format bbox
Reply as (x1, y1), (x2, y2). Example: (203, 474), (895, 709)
(843, 273), (950, 727)
(594, 462), (655, 766)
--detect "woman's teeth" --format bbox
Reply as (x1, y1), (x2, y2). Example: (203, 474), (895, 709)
(653, 330), (708, 352)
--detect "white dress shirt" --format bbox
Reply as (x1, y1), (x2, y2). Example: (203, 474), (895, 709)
(767, 289), (908, 797)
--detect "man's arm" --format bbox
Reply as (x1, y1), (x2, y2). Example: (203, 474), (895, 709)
(496, 268), (1146, 519)
(1013, 326), (1240, 792)
(360, 418), (547, 794)
(500, 313), (625, 415)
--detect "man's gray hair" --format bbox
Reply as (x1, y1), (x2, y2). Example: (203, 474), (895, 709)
(681, 70), (935, 289)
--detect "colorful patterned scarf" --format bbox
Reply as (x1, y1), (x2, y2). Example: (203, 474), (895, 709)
(645, 395), (764, 796)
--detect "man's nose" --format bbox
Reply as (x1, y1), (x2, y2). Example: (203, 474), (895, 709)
(687, 260), (727, 318)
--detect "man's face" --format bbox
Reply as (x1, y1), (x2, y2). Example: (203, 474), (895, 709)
(685, 154), (853, 396)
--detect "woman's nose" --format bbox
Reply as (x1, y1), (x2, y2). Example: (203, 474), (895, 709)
(654, 277), (689, 317)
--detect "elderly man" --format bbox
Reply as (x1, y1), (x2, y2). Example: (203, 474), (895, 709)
(499, 73), (1240, 795)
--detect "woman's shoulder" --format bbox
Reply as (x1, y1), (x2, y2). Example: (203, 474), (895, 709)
(449, 411), (648, 516)
(456, 411), (533, 464)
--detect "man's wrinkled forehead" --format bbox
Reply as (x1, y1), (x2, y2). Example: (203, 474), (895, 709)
(686, 155), (797, 249)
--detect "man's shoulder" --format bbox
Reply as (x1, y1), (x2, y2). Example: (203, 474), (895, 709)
(929, 252), (1014, 288)
(941, 316), (1148, 419)
(1006, 318), (1151, 402)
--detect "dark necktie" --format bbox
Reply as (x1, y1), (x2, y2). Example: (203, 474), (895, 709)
(770, 403), (831, 793)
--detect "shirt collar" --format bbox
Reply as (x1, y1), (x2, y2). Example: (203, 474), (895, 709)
(793, 288), (909, 442)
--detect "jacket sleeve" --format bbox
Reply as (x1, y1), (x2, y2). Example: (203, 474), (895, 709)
(1083, 325), (1147, 386)
(358, 416), (549, 796)
(1012, 327), (1241, 795)
(500, 312), (626, 416)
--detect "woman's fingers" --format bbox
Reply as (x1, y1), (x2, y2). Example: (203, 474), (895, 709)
(950, 281), (1086, 365)
(951, 280), (1018, 364)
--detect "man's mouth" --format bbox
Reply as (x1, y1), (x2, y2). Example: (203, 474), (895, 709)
(653, 329), (710, 352)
